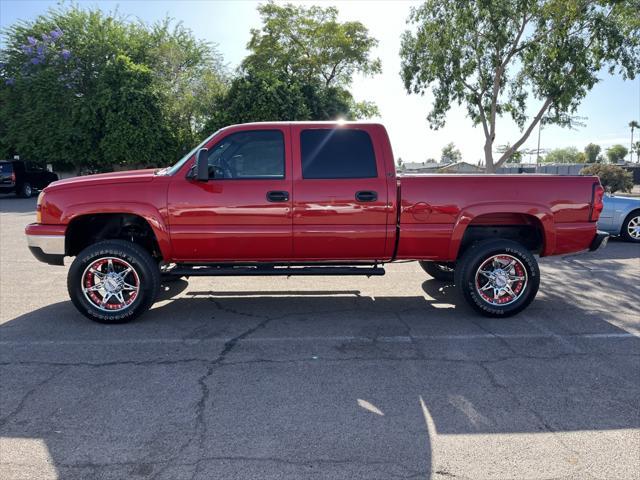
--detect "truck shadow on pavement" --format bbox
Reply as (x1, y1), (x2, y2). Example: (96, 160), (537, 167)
(1, 267), (639, 479)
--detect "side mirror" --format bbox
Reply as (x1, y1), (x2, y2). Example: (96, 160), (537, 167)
(196, 148), (209, 181)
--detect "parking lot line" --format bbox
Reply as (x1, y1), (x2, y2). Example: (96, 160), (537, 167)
(0, 331), (636, 347)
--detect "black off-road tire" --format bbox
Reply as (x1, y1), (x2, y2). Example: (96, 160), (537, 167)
(454, 239), (540, 318)
(67, 240), (161, 323)
(620, 210), (640, 243)
(419, 261), (455, 282)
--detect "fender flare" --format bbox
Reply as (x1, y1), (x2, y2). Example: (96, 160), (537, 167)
(61, 202), (172, 260)
(449, 202), (556, 259)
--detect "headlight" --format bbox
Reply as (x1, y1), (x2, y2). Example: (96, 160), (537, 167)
(36, 191), (44, 223)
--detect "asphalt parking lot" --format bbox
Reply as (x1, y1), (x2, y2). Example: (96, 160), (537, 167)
(1, 195), (639, 480)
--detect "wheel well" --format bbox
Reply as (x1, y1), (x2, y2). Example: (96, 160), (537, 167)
(458, 213), (544, 259)
(66, 213), (161, 258)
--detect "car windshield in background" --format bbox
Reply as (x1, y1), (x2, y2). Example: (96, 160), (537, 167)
(0, 163), (13, 173)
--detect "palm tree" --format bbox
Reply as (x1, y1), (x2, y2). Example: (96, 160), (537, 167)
(630, 121), (640, 163)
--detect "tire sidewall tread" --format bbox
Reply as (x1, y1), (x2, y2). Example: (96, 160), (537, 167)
(68, 240), (160, 323)
(454, 239), (540, 318)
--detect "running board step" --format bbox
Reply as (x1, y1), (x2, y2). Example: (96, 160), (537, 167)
(166, 265), (386, 277)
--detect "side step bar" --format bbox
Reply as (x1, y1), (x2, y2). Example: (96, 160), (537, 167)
(165, 265), (386, 277)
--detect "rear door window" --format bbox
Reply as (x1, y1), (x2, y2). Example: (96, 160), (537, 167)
(300, 129), (377, 179)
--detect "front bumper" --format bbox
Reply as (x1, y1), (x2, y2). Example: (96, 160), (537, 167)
(589, 230), (609, 251)
(25, 223), (66, 265)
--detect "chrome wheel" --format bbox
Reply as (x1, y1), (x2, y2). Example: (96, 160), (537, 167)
(475, 254), (528, 306)
(81, 257), (140, 312)
(627, 215), (640, 240)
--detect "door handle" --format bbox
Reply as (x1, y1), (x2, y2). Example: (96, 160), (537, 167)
(355, 191), (378, 202)
(266, 190), (289, 202)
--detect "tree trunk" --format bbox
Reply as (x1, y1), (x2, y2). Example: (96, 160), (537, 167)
(484, 139), (495, 173)
(489, 97), (554, 173)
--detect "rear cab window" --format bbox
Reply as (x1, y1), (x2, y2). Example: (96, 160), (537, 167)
(300, 129), (377, 179)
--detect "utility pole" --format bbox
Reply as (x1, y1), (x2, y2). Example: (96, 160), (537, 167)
(536, 122), (542, 169)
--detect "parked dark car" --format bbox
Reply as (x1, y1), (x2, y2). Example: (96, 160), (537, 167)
(0, 160), (59, 198)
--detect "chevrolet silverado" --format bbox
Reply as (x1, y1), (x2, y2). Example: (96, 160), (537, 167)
(25, 122), (608, 322)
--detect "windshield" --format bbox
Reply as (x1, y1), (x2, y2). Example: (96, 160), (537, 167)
(157, 129), (221, 176)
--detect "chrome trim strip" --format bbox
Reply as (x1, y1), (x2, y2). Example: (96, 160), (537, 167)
(26, 234), (65, 255)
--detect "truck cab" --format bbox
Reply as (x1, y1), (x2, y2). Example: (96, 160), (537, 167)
(166, 122), (397, 262)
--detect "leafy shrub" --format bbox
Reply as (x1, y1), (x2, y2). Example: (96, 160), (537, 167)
(580, 164), (633, 194)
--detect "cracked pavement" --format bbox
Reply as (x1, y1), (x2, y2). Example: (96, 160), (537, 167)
(1, 196), (639, 480)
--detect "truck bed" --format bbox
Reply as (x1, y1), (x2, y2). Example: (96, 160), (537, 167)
(396, 174), (598, 260)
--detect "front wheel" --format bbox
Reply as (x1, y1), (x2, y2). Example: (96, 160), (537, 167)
(454, 239), (540, 317)
(620, 210), (640, 243)
(68, 240), (161, 323)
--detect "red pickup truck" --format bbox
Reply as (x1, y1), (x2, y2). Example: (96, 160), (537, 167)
(25, 122), (607, 323)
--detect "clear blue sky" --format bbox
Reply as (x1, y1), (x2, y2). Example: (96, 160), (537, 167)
(2, 0), (639, 164)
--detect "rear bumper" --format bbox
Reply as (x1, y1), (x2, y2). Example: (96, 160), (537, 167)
(589, 230), (609, 251)
(25, 223), (66, 265)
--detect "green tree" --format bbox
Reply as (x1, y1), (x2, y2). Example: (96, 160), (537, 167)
(206, 70), (314, 130)
(440, 142), (462, 164)
(581, 164), (633, 193)
(584, 143), (601, 163)
(633, 141), (640, 162)
(143, 19), (228, 153)
(400, 0), (640, 172)
(629, 120), (639, 162)
(223, 1), (381, 126)
(0, 6), (226, 172)
(245, 2), (381, 88)
(606, 144), (628, 164)
(544, 147), (582, 163)
(204, 69), (370, 133)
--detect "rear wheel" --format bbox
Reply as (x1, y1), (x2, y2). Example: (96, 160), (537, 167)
(68, 240), (160, 323)
(620, 210), (640, 243)
(419, 261), (455, 281)
(454, 239), (539, 317)
(18, 182), (33, 198)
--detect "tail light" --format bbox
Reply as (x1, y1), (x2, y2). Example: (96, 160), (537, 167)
(590, 183), (604, 222)
(36, 191), (44, 223)
(11, 172), (16, 183)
